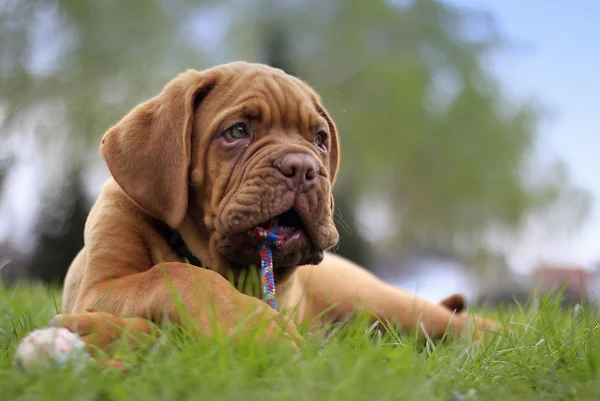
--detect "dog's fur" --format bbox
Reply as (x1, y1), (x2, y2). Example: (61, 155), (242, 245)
(55, 62), (497, 351)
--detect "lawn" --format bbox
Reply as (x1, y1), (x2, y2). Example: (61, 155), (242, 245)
(1, 282), (599, 401)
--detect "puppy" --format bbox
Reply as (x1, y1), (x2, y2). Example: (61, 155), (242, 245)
(56, 62), (498, 352)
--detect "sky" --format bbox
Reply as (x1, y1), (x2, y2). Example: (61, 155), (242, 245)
(445, 0), (600, 272)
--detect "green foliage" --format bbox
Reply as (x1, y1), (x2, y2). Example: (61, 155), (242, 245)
(225, 0), (590, 255)
(0, 0), (590, 268)
(2, 283), (600, 400)
(0, 0), (208, 150)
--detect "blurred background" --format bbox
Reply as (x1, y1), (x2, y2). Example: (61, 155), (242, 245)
(0, 0), (598, 307)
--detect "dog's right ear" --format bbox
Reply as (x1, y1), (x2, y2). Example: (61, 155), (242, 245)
(100, 70), (217, 228)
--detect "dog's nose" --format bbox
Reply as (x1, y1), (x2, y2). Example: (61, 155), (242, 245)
(275, 153), (319, 188)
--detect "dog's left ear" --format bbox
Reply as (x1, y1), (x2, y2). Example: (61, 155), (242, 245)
(100, 69), (217, 228)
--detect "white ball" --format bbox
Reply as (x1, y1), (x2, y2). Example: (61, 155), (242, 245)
(13, 327), (90, 372)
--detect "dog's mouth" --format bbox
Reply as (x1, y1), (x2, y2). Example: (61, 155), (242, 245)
(217, 207), (324, 269)
(259, 208), (304, 240)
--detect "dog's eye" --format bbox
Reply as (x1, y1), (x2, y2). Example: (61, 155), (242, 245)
(314, 131), (327, 152)
(223, 123), (250, 143)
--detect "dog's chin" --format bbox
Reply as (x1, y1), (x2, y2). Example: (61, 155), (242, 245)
(217, 231), (325, 268)
(216, 209), (326, 270)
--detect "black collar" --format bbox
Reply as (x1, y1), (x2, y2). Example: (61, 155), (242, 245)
(155, 220), (203, 267)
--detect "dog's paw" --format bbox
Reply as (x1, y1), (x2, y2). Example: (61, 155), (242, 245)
(456, 313), (505, 345)
(50, 310), (156, 356)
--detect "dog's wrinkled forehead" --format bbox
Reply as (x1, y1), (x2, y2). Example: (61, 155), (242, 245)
(202, 63), (328, 132)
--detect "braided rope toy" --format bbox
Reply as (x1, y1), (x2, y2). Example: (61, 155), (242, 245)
(247, 224), (285, 310)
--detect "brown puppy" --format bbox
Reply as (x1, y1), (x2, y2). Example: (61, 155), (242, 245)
(56, 62), (497, 352)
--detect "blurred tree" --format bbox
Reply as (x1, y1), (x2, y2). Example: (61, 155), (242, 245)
(0, 0), (590, 279)
(28, 172), (88, 284)
(0, 0), (210, 154)
(0, 0), (212, 281)
(225, 0), (589, 261)
(0, 154), (12, 198)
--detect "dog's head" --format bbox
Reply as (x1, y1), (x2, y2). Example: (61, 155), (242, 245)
(100, 62), (340, 274)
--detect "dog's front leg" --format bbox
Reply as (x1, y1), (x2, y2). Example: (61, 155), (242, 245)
(53, 262), (301, 354)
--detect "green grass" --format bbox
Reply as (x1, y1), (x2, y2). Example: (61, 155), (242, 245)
(2, 282), (600, 401)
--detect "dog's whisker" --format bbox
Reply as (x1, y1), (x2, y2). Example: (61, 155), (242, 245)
(333, 214), (354, 236)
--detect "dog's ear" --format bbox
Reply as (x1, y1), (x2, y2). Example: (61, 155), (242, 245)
(100, 70), (217, 228)
(315, 105), (340, 185)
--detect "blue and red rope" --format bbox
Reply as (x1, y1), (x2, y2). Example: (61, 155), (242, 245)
(247, 225), (285, 310)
